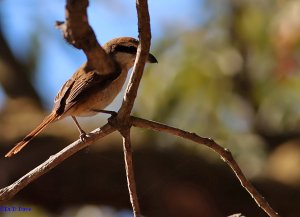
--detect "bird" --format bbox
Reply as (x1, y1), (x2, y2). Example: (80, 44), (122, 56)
(5, 37), (157, 157)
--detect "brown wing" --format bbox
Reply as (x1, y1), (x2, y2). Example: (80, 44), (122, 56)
(52, 74), (76, 116)
(53, 67), (120, 116)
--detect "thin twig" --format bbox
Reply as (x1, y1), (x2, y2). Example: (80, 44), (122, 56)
(131, 116), (280, 217)
(120, 129), (141, 217)
(0, 124), (115, 203)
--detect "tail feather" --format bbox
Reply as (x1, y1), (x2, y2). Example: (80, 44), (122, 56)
(5, 113), (57, 157)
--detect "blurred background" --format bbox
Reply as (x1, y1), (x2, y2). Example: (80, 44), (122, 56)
(0, 0), (300, 216)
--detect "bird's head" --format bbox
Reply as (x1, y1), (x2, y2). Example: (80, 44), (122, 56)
(104, 37), (157, 71)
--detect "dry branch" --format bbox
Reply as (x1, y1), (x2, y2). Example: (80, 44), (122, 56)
(56, 0), (115, 73)
(0, 124), (115, 203)
(131, 117), (280, 217)
(121, 130), (141, 216)
(117, 0), (151, 119)
(113, 0), (152, 215)
(1, 116), (281, 217)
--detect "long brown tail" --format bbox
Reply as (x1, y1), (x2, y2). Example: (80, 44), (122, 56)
(5, 113), (57, 157)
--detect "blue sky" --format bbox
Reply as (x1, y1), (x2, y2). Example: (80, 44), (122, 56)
(0, 0), (206, 110)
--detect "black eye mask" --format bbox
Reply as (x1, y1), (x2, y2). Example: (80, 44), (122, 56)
(114, 45), (137, 54)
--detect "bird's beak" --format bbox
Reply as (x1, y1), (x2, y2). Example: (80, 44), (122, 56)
(148, 53), (158, 63)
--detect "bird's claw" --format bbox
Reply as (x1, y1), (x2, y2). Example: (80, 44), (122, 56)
(79, 131), (87, 142)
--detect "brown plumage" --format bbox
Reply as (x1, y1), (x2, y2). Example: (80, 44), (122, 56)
(5, 37), (157, 157)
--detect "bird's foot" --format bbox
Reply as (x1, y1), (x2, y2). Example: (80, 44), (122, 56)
(79, 131), (87, 142)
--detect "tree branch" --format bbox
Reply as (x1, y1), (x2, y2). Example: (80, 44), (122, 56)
(56, 0), (116, 74)
(117, 0), (151, 119)
(112, 0), (152, 214)
(120, 129), (141, 217)
(0, 123), (115, 203)
(0, 116), (281, 217)
(131, 117), (280, 217)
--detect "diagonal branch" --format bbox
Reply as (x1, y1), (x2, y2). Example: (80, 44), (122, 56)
(0, 115), (281, 217)
(120, 129), (141, 217)
(0, 124), (115, 203)
(131, 117), (280, 217)
(56, 0), (116, 74)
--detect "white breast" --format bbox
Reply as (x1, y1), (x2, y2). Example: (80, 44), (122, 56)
(74, 69), (129, 117)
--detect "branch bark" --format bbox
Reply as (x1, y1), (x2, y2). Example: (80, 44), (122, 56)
(0, 124), (115, 203)
(0, 116), (280, 217)
(131, 117), (280, 217)
(121, 129), (141, 216)
(113, 0), (152, 215)
(117, 0), (151, 119)
(56, 0), (116, 74)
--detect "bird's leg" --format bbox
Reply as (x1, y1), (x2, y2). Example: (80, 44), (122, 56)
(71, 116), (87, 141)
(91, 109), (117, 117)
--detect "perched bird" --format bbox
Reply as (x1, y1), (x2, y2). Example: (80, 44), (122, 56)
(5, 37), (157, 157)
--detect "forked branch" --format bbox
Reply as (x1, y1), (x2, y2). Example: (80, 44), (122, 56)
(0, 116), (280, 217)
